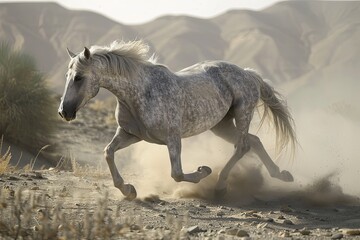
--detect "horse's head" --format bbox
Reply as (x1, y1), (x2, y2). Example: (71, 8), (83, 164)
(58, 47), (100, 121)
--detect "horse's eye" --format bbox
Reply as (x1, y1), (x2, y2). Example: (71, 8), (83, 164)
(74, 75), (82, 82)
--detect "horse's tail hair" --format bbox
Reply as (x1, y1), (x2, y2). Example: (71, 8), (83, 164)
(245, 68), (297, 157)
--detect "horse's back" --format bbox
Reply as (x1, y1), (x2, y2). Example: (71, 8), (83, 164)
(177, 61), (259, 102)
(175, 61), (261, 137)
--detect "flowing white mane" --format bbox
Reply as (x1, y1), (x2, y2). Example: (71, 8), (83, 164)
(91, 40), (152, 62)
(77, 40), (156, 80)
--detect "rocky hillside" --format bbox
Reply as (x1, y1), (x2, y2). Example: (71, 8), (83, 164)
(0, 1), (359, 95)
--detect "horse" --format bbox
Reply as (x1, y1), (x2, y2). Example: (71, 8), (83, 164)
(58, 40), (296, 200)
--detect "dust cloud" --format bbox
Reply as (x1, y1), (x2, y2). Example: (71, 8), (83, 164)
(114, 80), (360, 206)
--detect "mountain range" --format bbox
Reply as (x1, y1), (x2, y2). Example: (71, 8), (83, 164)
(0, 1), (359, 109)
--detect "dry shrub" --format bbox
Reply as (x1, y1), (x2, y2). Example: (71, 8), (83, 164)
(0, 42), (57, 151)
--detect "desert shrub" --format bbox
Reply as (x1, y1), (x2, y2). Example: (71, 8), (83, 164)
(0, 42), (57, 150)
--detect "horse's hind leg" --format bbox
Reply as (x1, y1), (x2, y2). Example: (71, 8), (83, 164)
(248, 134), (293, 182)
(104, 127), (140, 200)
(212, 107), (253, 197)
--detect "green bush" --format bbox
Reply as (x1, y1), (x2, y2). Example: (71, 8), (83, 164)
(0, 42), (57, 150)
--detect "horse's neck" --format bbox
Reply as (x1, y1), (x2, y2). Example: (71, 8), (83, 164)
(99, 72), (144, 100)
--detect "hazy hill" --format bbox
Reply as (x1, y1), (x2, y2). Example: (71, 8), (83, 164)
(134, 15), (226, 71)
(0, 1), (359, 101)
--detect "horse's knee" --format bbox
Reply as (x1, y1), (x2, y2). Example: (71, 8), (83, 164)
(104, 145), (113, 161)
(235, 139), (250, 153)
(249, 135), (261, 145)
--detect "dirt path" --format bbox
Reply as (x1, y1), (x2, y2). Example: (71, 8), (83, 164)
(1, 170), (360, 239)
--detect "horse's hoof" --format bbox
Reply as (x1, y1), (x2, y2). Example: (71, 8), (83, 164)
(279, 170), (294, 182)
(198, 166), (212, 176)
(214, 187), (227, 200)
(122, 184), (137, 201)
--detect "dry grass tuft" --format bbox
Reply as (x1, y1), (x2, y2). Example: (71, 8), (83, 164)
(70, 155), (108, 178)
(0, 186), (187, 239)
(0, 137), (14, 174)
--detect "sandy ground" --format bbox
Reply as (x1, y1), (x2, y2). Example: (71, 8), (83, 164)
(1, 169), (360, 239)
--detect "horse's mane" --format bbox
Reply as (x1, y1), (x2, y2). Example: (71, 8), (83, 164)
(81, 40), (156, 80)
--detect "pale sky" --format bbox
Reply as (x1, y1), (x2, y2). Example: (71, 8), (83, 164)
(0, 0), (284, 24)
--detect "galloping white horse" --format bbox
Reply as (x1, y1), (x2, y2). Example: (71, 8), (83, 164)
(59, 41), (296, 200)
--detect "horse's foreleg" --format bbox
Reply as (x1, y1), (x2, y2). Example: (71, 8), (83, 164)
(104, 127), (140, 200)
(167, 135), (212, 183)
(248, 134), (293, 182)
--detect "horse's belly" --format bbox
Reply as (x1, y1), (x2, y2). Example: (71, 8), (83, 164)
(181, 99), (231, 138)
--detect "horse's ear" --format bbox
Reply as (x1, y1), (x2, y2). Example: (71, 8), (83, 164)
(83, 47), (91, 60)
(67, 48), (76, 59)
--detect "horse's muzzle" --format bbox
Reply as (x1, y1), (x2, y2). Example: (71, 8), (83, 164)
(58, 109), (76, 121)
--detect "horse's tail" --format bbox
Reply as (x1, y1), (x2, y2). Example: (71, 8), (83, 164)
(245, 68), (297, 156)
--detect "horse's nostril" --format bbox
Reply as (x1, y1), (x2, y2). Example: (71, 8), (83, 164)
(58, 110), (66, 119)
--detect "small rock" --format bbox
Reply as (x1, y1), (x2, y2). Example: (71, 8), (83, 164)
(246, 210), (257, 214)
(226, 228), (238, 236)
(277, 215), (285, 219)
(282, 219), (294, 225)
(225, 228), (249, 237)
(34, 172), (45, 179)
(300, 228), (311, 235)
(257, 223), (267, 229)
(263, 217), (274, 222)
(31, 186), (40, 190)
(217, 229), (226, 234)
(217, 211), (225, 217)
(280, 205), (293, 213)
(7, 176), (20, 181)
(143, 225), (153, 230)
(279, 231), (290, 238)
(130, 224), (141, 231)
(236, 230), (249, 237)
(331, 233), (344, 239)
(198, 204), (206, 208)
(342, 229), (360, 235)
(187, 225), (201, 234)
